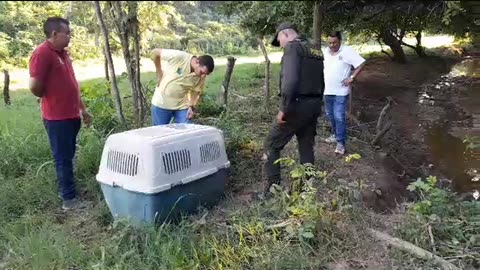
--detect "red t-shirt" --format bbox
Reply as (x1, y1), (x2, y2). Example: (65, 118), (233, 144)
(29, 41), (81, 120)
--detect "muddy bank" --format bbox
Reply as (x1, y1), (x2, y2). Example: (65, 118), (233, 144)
(352, 53), (479, 205)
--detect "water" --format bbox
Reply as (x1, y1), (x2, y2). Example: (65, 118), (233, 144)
(448, 57), (480, 78)
(423, 57), (480, 195)
(424, 123), (480, 193)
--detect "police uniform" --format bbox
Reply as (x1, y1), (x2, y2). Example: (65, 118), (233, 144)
(263, 23), (325, 192)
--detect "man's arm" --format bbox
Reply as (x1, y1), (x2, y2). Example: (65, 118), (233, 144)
(189, 91), (202, 108)
(343, 47), (366, 86)
(280, 42), (302, 116)
(29, 78), (45, 98)
(29, 49), (51, 98)
(151, 48), (163, 85)
(350, 62), (365, 80)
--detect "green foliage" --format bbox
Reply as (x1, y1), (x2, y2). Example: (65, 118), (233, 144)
(464, 135), (480, 150)
(195, 94), (225, 117)
(0, 1), (259, 70)
(407, 176), (453, 216)
(80, 82), (119, 136)
(143, 1), (256, 57)
(0, 1), (63, 68)
(345, 153), (361, 163)
(397, 176), (480, 268)
(442, 1), (465, 25)
(220, 1), (316, 39)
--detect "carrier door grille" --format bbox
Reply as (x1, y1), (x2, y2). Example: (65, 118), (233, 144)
(200, 141), (221, 163)
(162, 149), (191, 175)
(107, 150), (139, 176)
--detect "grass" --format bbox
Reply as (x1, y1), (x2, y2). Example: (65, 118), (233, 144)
(0, 47), (477, 269)
(1, 61), (335, 270)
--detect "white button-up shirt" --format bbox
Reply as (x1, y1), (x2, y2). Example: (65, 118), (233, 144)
(323, 45), (365, 96)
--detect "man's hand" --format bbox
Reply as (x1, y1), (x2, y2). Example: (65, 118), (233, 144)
(81, 111), (92, 128)
(187, 106), (196, 120)
(276, 111), (286, 125)
(342, 77), (354, 86)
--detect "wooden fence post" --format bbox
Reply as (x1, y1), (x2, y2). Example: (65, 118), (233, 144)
(3, 70), (10, 106)
(222, 56), (236, 107)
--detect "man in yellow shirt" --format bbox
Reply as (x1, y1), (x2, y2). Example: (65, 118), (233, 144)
(150, 48), (215, 125)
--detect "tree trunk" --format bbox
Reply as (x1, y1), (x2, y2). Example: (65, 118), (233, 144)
(222, 57), (236, 107)
(103, 46), (110, 82)
(94, 24), (100, 48)
(109, 1), (141, 127)
(93, 0), (127, 129)
(257, 36), (270, 111)
(129, 1), (144, 126)
(381, 29), (406, 64)
(65, 1), (73, 20)
(415, 31), (426, 57)
(400, 31), (427, 58)
(313, 1), (325, 46)
(3, 70), (10, 106)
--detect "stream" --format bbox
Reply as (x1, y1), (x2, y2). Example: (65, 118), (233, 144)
(420, 56), (479, 196)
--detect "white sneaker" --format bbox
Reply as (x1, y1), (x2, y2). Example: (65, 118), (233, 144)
(323, 134), (336, 144)
(335, 143), (346, 155)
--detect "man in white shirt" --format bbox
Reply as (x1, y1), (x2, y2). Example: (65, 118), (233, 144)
(323, 31), (366, 154)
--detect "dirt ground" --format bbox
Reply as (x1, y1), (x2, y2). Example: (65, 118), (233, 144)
(234, 51), (467, 210)
(219, 48), (477, 269)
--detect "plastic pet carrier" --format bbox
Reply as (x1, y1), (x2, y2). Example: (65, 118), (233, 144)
(96, 124), (230, 225)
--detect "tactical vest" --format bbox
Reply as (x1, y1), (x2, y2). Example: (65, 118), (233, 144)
(279, 39), (325, 99)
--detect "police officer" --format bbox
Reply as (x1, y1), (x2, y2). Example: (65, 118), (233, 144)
(262, 22), (325, 194)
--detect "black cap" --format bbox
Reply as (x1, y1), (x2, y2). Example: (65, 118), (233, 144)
(271, 22), (298, 47)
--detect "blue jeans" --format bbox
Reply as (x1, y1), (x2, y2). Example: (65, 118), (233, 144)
(43, 118), (81, 201)
(151, 105), (190, 125)
(324, 95), (349, 146)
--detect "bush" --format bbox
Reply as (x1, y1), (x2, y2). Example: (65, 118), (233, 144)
(80, 82), (119, 136)
(195, 94), (224, 117)
(395, 176), (480, 269)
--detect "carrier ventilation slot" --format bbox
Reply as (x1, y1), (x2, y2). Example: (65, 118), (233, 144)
(200, 141), (221, 163)
(162, 149), (192, 175)
(107, 150), (139, 176)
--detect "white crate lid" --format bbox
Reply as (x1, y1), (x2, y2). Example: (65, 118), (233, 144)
(96, 124), (230, 194)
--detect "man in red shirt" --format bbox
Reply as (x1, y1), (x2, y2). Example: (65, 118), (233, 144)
(29, 17), (92, 210)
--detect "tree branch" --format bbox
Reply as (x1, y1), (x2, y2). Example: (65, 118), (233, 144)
(401, 41), (417, 50)
(368, 229), (461, 270)
(371, 122), (392, 146)
(362, 5), (387, 22)
(376, 97), (392, 134)
(376, 34), (393, 60)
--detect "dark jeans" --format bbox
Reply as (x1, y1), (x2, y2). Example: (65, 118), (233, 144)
(43, 118), (81, 201)
(263, 98), (322, 185)
(324, 95), (349, 145)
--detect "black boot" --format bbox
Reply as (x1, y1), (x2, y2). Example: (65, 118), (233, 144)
(255, 176), (280, 200)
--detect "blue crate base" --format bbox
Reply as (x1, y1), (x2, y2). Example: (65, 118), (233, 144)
(100, 168), (228, 226)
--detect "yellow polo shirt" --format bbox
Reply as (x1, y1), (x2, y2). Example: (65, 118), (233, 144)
(151, 49), (206, 110)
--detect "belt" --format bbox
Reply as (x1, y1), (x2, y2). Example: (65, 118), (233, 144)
(295, 94), (323, 100)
